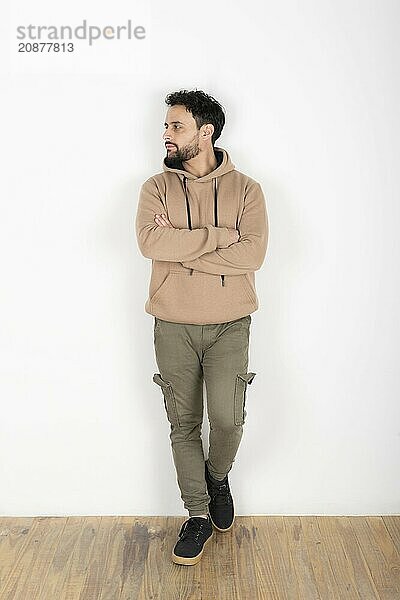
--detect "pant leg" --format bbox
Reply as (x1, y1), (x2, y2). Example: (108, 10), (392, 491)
(152, 318), (211, 517)
(202, 315), (256, 481)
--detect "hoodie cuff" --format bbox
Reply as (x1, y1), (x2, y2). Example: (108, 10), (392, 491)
(215, 227), (231, 249)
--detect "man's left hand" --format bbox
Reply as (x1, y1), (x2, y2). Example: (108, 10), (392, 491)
(154, 213), (174, 228)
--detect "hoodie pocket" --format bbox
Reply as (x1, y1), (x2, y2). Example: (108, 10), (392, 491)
(150, 273), (172, 306)
(234, 372), (256, 425)
(149, 271), (257, 324)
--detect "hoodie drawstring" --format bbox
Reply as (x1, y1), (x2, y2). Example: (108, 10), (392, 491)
(182, 176), (194, 277)
(183, 175), (225, 287)
(213, 178), (225, 287)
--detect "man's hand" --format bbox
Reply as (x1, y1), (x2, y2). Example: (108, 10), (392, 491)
(154, 213), (175, 228)
(217, 228), (240, 248)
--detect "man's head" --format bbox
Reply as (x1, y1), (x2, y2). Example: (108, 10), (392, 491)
(163, 89), (226, 167)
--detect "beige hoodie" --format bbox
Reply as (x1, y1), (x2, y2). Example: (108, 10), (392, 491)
(135, 146), (269, 324)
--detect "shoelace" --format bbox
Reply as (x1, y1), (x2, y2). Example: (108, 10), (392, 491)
(209, 481), (233, 507)
(179, 518), (209, 546)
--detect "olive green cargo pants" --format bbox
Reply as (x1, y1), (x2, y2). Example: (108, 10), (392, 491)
(152, 314), (256, 517)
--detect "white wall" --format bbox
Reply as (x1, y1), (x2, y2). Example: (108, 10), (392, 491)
(1, 0), (399, 516)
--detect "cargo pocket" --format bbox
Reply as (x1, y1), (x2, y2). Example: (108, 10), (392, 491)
(153, 373), (181, 427)
(234, 372), (256, 425)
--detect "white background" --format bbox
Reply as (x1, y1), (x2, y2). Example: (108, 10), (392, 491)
(1, 0), (399, 516)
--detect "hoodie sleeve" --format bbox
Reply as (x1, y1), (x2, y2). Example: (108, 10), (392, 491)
(181, 181), (269, 275)
(135, 177), (232, 262)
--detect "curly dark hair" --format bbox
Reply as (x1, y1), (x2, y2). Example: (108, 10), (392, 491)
(165, 89), (226, 146)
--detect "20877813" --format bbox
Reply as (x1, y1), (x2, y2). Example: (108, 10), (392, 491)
(18, 42), (74, 52)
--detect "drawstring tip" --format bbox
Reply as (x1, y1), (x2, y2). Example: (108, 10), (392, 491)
(221, 275), (225, 286)
(190, 268), (193, 276)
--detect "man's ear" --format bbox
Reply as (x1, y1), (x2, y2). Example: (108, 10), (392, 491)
(202, 124), (214, 139)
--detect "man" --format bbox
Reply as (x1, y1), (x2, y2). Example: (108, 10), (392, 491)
(135, 89), (269, 566)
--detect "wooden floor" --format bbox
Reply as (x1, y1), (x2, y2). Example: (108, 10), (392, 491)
(0, 515), (399, 599)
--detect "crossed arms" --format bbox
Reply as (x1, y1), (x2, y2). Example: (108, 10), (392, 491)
(135, 176), (269, 275)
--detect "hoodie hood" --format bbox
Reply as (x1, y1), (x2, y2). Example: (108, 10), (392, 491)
(162, 146), (235, 181)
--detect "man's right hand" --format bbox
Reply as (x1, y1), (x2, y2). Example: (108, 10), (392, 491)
(218, 228), (239, 248)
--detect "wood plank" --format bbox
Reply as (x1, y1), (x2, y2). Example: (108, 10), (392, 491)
(0, 517), (35, 594)
(350, 516), (400, 599)
(285, 516), (320, 599)
(252, 515), (297, 599)
(336, 517), (380, 598)
(382, 516), (400, 557)
(80, 516), (118, 600)
(0, 517), (67, 600)
(136, 516), (176, 600)
(37, 516), (101, 600)
(213, 516), (258, 599)
(316, 516), (362, 598)
(300, 516), (338, 598)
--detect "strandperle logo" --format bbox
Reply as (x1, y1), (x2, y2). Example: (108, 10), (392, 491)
(16, 19), (146, 46)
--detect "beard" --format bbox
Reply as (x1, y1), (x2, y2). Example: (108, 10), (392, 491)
(164, 133), (200, 168)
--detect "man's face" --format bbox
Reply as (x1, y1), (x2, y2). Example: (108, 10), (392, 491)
(163, 105), (203, 168)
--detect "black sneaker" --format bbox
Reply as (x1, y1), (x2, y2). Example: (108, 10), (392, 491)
(205, 462), (235, 532)
(171, 515), (213, 565)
